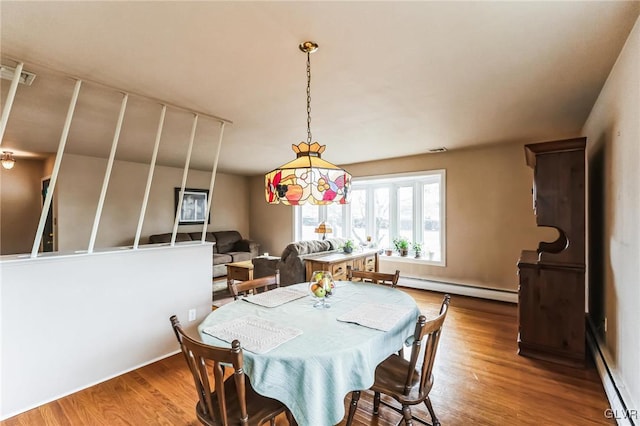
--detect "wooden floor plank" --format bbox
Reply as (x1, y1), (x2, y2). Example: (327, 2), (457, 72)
(1, 288), (612, 425)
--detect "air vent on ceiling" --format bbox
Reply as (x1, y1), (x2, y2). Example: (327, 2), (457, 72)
(428, 147), (448, 153)
(0, 64), (36, 86)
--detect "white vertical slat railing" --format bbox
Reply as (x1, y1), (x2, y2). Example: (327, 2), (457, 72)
(88, 93), (129, 253)
(30, 79), (83, 258)
(199, 122), (226, 242)
(0, 62), (24, 145)
(133, 105), (167, 249)
(1, 57), (232, 258)
(171, 114), (199, 246)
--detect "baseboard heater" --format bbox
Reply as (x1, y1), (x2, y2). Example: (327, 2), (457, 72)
(587, 318), (636, 426)
(397, 276), (517, 303)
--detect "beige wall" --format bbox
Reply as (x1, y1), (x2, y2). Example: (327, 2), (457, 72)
(0, 158), (46, 255)
(250, 141), (552, 291)
(249, 177), (293, 255)
(582, 16), (639, 412)
(36, 153), (250, 252)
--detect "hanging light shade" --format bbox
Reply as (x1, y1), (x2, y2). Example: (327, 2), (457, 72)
(1, 151), (15, 170)
(265, 41), (352, 206)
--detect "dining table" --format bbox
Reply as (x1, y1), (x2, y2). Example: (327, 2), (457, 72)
(198, 280), (421, 426)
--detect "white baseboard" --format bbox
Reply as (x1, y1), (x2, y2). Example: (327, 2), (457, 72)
(587, 320), (637, 426)
(397, 276), (517, 303)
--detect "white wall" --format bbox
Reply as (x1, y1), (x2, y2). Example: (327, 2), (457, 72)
(582, 15), (640, 414)
(0, 244), (212, 420)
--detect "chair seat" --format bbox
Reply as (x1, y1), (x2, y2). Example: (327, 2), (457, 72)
(372, 354), (433, 404)
(196, 375), (287, 426)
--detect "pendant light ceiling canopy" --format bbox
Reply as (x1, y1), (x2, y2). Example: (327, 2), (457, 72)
(265, 41), (352, 206)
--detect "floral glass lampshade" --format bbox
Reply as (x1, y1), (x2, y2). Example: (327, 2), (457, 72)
(265, 142), (352, 205)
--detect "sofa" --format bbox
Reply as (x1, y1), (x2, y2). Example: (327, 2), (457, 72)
(252, 238), (345, 286)
(149, 230), (259, 278)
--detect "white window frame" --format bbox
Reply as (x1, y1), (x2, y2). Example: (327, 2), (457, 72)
(293, 204), (348, 241)
(293, 169), (446, 266)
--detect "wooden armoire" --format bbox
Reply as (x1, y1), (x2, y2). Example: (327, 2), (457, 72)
(517, 137), (586, 367)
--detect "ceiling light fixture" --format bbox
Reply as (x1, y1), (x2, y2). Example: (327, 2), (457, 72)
(1, 151), (16, 169)
(265, 41), (351, 205)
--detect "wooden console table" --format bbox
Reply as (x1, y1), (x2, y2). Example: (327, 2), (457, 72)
(304, 249), (379, 281)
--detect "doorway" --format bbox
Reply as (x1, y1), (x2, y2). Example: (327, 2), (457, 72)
(41, 177), (54, 252)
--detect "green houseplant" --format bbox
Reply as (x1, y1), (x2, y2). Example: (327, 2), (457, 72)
(412, 241), (423, 258)
(392, 237), (410, 257)
(342, 239), (355, 254)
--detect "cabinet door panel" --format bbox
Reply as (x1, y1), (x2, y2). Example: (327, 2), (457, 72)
(518, 267), (585, 357)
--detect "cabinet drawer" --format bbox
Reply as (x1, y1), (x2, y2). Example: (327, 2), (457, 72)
(330, 261), (348, 279)
(363, 255), (376, 271)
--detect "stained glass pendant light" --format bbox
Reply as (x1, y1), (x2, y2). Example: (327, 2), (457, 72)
(265, 41), (352, 205)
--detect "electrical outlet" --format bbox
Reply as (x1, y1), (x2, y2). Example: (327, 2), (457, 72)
(188, 308), (197, 322)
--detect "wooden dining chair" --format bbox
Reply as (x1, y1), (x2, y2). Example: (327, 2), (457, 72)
(170, 315), (294, 426)
(345, 294), (451, 426)
(347, 265), (400, 288)
(230, 270), (280, 300)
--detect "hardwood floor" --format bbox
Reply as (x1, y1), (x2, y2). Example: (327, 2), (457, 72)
(1, 289), (612, 426)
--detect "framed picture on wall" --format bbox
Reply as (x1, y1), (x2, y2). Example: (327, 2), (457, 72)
(174, 188), (210, 225)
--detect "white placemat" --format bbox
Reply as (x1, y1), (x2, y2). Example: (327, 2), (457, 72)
(202, 315), (303, 354)
(242, 287), (308, 308)
(337, 303), (414, 332)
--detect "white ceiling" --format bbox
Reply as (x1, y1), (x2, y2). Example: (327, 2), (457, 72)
(1, 1), (639, 175)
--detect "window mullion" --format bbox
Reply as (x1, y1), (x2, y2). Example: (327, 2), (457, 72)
(414, 182), (422, 244)
(366, 186), (374, 240)
(390, 183), (398, 238)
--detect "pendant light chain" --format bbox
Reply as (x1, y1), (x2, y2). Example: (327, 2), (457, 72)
(264, 41), (352, 206)
(306, 50), (313, 145)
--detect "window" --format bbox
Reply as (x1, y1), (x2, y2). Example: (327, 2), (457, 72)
(294, 170), (445, 264)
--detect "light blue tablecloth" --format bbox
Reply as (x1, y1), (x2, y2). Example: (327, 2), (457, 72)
(198, 281), (420, 426)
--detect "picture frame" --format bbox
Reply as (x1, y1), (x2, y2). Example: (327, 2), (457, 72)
(174, 187), (210, 225)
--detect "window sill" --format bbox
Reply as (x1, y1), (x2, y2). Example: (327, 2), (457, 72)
(379, 254), (445, 267)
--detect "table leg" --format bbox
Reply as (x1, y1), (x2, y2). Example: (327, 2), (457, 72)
(227, 268), (234, 292)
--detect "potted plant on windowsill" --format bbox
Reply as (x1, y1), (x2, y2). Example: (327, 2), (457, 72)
(342, 239), (355, 254)
(412, 241), (423, 258)
(393, 237), (410, 257)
